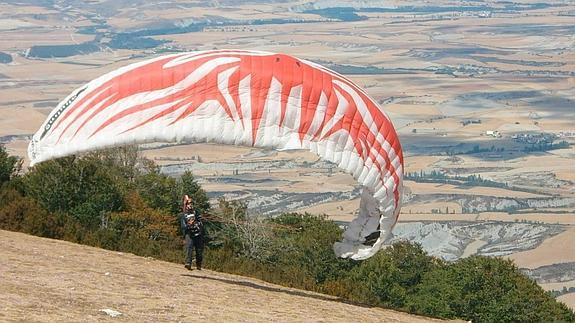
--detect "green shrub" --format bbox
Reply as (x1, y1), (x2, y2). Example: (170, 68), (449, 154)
(0, 144), (21, 187)
(440, 256), (574, 322)
(0, 188), (62, 238)
(22, 156), (124, 229)
(344, 242), (440, 308)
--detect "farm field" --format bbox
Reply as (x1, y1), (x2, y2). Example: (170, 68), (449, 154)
(1, 0), (574, 310)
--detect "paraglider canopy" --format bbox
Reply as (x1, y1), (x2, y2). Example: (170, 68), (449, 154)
(28, 50), (403, 260)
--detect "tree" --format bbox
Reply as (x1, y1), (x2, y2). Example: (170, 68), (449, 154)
(90, 145), (142, 183)
(409, 256), (575, 322)
(135, 159), (178, 213)
(0, 144), (22, 187)
(0, 188), (62, 238)
(270, 213), (355, 288)
(101, 192), (181, 260)
(215, 198), (272, 260)
(177, 170), (210, 214)
(345, 242), (440, 308)
(23, 155), (124, 229)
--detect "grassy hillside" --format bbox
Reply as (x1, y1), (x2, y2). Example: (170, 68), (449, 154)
(0, 230), (442, 322)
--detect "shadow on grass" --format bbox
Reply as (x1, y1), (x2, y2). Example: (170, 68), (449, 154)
(181, 273), (375, 309)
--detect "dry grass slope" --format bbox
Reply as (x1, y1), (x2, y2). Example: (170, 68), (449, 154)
(0, 230), (447, 322)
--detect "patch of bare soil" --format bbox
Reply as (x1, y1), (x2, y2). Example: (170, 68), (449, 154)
(0, 230), (446, 322)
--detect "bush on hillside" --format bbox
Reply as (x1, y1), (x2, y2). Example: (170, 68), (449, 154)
(0, 188), (62, 238)
(0, 144), (22, 187)
(269, 213), (356, 288)
(408, 256), (575, 322)
(342, 242), (441, 308)
(99, 192), (181, 261)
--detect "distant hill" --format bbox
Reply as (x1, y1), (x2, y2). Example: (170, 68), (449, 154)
(1, 230), (445, 322)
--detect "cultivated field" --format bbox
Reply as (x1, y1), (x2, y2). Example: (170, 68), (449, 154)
(1, 0), (574, 309)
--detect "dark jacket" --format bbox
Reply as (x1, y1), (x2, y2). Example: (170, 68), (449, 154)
(180, 209), (203, 237)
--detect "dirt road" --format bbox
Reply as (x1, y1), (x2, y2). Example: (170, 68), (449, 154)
(0, 230), (443, 322)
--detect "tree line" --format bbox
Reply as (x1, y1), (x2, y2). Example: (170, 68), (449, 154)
(0, 145), (573, 322)
(405, 169), (509, 189)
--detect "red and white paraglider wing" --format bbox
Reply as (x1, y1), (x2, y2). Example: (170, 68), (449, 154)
(28, 50), (404, 260)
